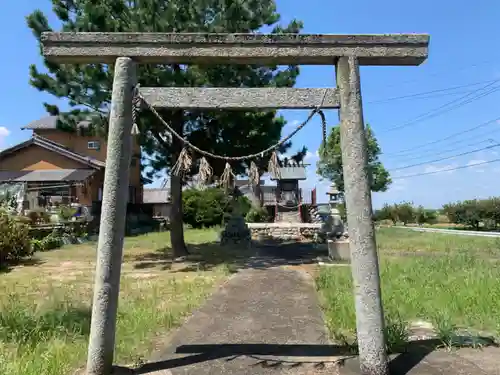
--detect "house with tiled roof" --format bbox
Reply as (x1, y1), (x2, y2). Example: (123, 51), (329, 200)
(0, 115), (144, 209)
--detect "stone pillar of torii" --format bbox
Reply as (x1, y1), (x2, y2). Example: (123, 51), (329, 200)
(41, 32), (429, 375)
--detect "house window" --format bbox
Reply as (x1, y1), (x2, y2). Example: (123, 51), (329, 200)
(88, 141), (101, 150)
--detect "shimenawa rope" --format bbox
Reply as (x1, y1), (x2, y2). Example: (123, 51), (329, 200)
(132, 85), (329, 188)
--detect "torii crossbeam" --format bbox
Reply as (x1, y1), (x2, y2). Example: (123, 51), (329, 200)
(40, 32), (429, 375)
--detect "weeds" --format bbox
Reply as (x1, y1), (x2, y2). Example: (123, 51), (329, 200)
(0, 296), (90, 348)
(317, 228), (500, 353)
(432, 313), (458, 349)
(0, 227), (230, 375)
(384, 312), (410, 353)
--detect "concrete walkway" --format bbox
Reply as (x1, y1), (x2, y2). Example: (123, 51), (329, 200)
(394, 226), (500, 238)
(137, 265), (338, 374)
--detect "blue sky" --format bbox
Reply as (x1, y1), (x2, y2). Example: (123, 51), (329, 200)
(2, 0), (500, 208)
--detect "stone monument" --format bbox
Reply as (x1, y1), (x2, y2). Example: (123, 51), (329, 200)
(220, 187), (251, 246)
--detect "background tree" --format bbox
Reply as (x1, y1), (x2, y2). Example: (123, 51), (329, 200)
(443, 200), (483, 230)
(27, 0), (302, 256)
(374, 203), (398, 225)
(442, 197), (500, 230)
(317, 124), (391, 194)
(394, 202), (415, 226)
(415, 206), (437, 226)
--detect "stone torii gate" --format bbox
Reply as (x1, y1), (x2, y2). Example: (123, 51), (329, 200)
(41, 32), (429, 375)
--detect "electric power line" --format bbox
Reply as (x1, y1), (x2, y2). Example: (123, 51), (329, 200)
(366, 79), (498, 105)
(382, 116), (500, 157)
(386, 134), (500, 161)
(375, 58), (500, 90)
(389, 143), (500, 172)
(379, 80), (500, 134)
(392, 158), (500, 180)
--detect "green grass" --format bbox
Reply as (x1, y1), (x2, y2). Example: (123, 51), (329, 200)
(317, 227), (500, 346)
(376, 227), (500, 255)
(0, 227), (241, 375)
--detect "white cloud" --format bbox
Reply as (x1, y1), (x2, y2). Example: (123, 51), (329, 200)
(390, 179), (407, 192)
(424, 164), (456, 175)
(304, 150), (319, 161)
(0, 126), (10, 150)
(0, 126), (10, 138)
(466, 159), (486, 173)
(467, 159), (486, 165)
(283, 119), (300, 132)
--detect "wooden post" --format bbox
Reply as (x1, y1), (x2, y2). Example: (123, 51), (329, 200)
(86, 57), (136, 375)
(337, 56), (388, 375)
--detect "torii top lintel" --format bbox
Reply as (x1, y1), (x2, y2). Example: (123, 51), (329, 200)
(40, 32), (429, 66)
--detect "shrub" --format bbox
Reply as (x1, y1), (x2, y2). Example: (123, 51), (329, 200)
(0, 210), (33, 264)
(31, 231), (64, 252)
(415, 206), (438, 225)
(374, 204), (398, 225)
(58, 205), (77, 221)
(26, 209), (50, 224)
(183, 187), (251, 228)
(245, 206), (270, 223)
(0, 191), (17, 213)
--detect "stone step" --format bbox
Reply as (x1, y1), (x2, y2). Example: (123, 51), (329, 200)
(275, 211), (302, 223)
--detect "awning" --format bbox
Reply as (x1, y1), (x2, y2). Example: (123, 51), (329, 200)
(0, 169), (97, 183)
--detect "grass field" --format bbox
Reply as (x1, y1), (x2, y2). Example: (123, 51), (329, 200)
(317, 228), (500, 345)
(3, 225), (499, 373)
(0, 227), (234, 375)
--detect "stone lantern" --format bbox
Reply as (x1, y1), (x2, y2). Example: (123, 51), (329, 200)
(326, 184), (344, 231)
(327, 183), (341, 215)
(326, 183), (349, 261)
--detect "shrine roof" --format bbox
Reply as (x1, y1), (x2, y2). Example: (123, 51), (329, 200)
(270, 167), (307, 181)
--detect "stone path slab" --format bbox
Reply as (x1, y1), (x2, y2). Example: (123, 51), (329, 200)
(136, 266), (344, 374)
(340, 343), (500, 375)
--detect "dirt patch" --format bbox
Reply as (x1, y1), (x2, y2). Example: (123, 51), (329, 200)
(49, 271), (87, 282)
(282, 263), (319, 278)
(126, 272), (160, 280)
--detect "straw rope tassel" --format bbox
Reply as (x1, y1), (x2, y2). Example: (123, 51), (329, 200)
(221, 162), (235, 190)
(172, 147), (192, 176)
(248, 161), (260, 186)
(268, 151), (281, 179)
(197, 157), (213, 185)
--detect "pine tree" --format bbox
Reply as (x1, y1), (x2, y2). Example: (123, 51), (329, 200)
(27, 0), (303, 256)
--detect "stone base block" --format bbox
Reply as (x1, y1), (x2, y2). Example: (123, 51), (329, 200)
(328, 239), (351, 261)
(248, 222), (323, 241)
(220, 215), (251, 247)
